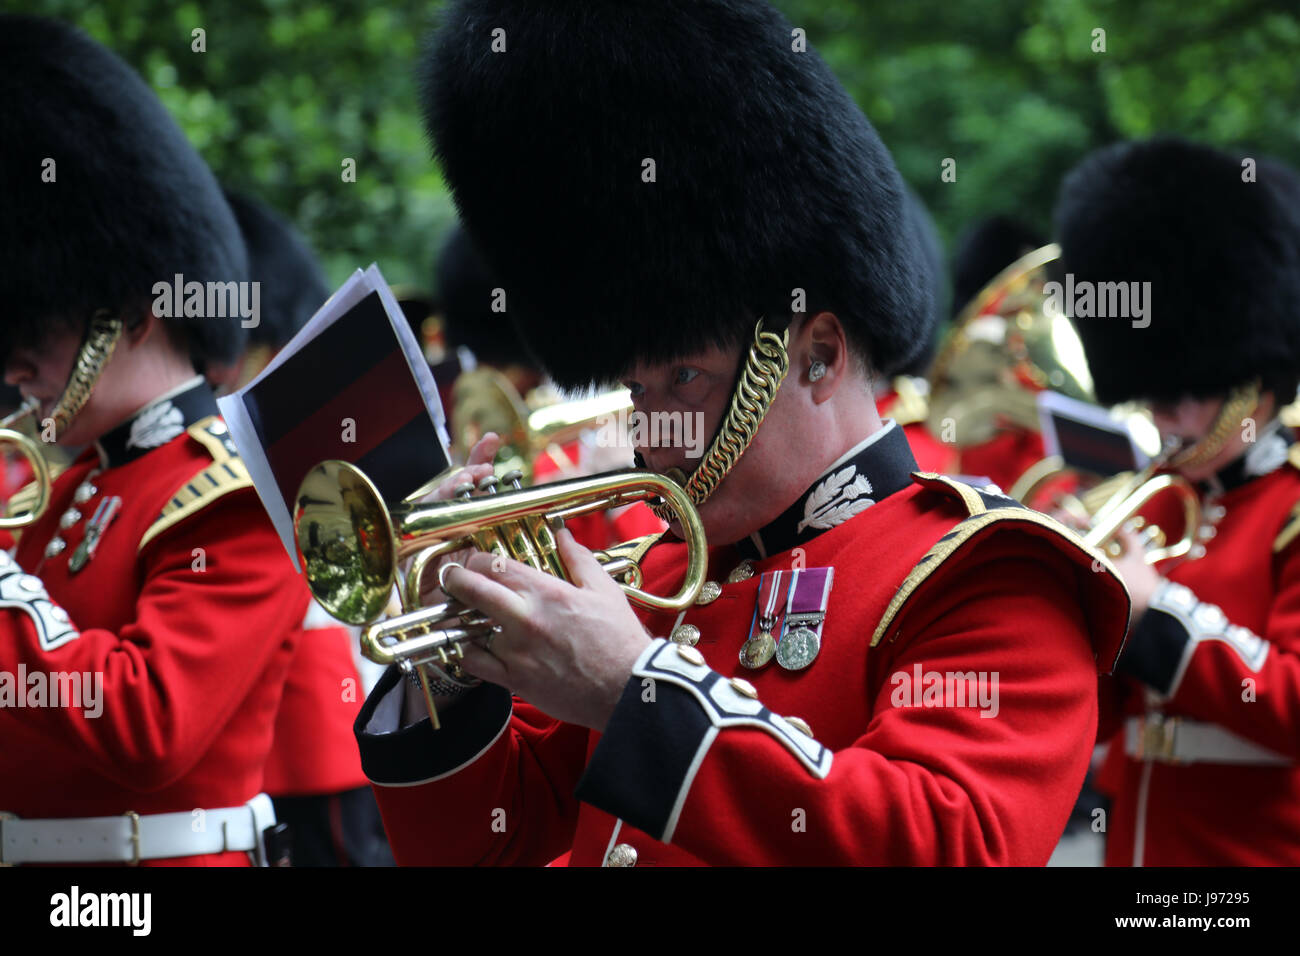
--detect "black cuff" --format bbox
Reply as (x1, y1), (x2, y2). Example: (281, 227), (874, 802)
(355, 665), (512, 785)
(575, 640), (830, 843)
(577, 672), (714, 841)
(1118, 607), (1191, 696)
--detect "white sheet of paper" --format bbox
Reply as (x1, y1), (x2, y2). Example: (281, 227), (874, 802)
(217, 264), (451, 569)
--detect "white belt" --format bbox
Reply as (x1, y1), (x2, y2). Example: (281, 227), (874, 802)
(1124, 716), (1292, 766)
(0, 794), (275, 866)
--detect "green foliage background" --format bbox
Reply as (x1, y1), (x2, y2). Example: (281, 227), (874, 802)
(9, 0), (1299, 298)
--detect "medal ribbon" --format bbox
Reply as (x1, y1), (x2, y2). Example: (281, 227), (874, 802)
(747, 570), (790, 644)
(783, 567), (834, 643)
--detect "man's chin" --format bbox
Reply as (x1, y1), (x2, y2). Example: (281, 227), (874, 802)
(47, 419), (92, 450)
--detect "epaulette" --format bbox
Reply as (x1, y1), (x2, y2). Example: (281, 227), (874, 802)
(1272, 445), (1300, 553)
(138, 416), (253, 552)
(871, 472), (1124, 649)
(1274, 500), (1300, 554)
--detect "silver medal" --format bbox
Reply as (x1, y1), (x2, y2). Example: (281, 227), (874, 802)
(776, 625), (820, 671)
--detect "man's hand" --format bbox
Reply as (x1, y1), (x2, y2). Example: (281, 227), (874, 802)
(441, 528), (652, 732)
(399, 432), (501, 723)
(1048, 505), (1163, 623)
(414, 432), (502, 605)
(1108, 523), (1164, 622)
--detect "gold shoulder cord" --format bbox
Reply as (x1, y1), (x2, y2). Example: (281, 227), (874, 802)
(50, 310), (125, 438)
(1167, 379), (1260, 471)
(653, 319), (790, 521)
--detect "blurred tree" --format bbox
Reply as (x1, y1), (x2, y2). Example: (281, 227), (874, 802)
(778, 0), (1300, 269)
(8, 0), (1298, 302)
(6, 0), (458, 292)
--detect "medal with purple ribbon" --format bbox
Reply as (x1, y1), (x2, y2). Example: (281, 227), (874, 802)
(740, 569), (789, 669)
(776, 567), (833, 671)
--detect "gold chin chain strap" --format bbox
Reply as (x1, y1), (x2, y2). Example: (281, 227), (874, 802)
(1167, 379), (1261, 471)
(654, 319), (791, 521)
(49, 310), (125, 438)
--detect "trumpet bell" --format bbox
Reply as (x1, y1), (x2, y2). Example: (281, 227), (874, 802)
(294, 460), (398, 625)
(1, 402), (53, 530)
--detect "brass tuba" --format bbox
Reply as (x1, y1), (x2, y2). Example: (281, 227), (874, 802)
(927, 243), (1095, 449)
(293, 462), (706, 727)
(0, 399), (52, 530)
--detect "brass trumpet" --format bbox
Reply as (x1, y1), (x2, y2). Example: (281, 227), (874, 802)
(293, 463), (706, 726)
(0, 399), (52, 530)
(1014, 450), (1201, 565)
(451, 367), (632, 480)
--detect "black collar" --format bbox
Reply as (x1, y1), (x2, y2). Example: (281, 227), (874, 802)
(1201, 420), (1294, 496)
(94, 377), (219, 469)
(736, 421), (918, 560)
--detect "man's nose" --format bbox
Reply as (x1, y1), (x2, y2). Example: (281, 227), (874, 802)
(3, 356), (35, 388)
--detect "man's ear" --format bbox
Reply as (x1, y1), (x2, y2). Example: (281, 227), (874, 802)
(802, 311), (851, 402)
(123, 304), (161, 347)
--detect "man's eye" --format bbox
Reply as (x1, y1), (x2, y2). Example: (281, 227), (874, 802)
(674, 368), (700, 386)
(623, 381), (645, 398)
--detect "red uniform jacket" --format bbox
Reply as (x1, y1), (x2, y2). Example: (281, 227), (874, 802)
(357, 423), (1129, 865)
(262, 607), (366, 797)
(0, 381), (307, 865)
(1096, 425), (1300, 865)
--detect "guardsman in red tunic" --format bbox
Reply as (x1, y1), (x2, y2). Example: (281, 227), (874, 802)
(211, 190), (393, 866)
(0, 15), (309, 866)
(355, 0), (1130, 866)
(1055, 138), (1300, 865)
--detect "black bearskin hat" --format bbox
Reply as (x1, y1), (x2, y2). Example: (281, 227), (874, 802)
(1054, 137), (1300, 405)
(223, 189), (328, 349)
(436, 225), (534, 368)
(421, 0), (929, 390)
(950, 216), (1047, 319)
(0, 16), (248, 366)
